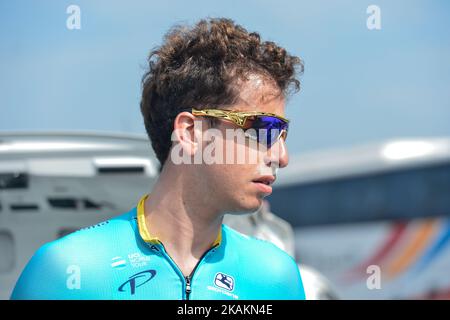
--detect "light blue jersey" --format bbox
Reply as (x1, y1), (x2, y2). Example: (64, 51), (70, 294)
(11, 195), (305, 300)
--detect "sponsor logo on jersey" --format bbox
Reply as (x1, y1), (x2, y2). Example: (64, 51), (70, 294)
(111, 253), (151, 270)
(214, 272), (234, 291)
(128, 252), (151, 268)
(111, 256), (127, 269)
(118, 269), (157, 295)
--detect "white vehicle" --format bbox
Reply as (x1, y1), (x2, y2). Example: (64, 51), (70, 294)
(0, 131), (335, 300)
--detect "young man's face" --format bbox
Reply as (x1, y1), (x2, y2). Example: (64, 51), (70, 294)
(196, 77), (289, 214)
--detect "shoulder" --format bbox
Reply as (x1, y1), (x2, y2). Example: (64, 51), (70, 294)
(55, 209), (136, 250)
(222, 225), (305, 299)
(32, 209), (136, 260)
(223, 224), (296, 266)
(11, 209), (136, 299)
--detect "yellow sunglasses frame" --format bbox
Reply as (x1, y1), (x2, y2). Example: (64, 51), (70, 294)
(190, 108), (289, 127)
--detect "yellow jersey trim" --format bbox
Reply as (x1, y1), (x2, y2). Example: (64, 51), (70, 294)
(212, 224), (222, 248)
(137, 194), (222, 247)
(137, 194), (161, 244)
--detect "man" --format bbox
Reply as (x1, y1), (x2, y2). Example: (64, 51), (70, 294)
(11, 18), (305, 299)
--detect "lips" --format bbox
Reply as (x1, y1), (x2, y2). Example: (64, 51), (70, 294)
(253, 175), (276, 185)
(252, 176), (275, 195)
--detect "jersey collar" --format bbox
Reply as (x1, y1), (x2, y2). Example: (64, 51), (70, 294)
(136, 194), (222, 248)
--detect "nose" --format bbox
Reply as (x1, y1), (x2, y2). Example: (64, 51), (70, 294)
(264, 137), (289, 170)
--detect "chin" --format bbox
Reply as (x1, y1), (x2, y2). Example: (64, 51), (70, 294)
(233, 197), (263, 214)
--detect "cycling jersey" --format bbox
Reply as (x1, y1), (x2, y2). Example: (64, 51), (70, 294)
(11, 195), (305, 300)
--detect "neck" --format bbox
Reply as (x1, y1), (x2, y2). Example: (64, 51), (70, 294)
(143, 163), (223, 276)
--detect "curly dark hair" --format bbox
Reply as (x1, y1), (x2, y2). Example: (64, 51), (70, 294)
(140, 17), (303, 168)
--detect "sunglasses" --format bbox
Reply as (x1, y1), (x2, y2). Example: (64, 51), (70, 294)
(190, 108), (289, 147)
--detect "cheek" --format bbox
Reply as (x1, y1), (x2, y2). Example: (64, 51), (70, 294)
(204, 164), (248, 195)
(217, 164), (243, 183)
(220, 133), (266, 167)
(203, 164), (235, 186)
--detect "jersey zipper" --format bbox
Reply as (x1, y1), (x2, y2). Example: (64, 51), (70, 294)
(184, 245), (218, 300)
(185, 275), (192, 300)
(149, 242), (218, 300)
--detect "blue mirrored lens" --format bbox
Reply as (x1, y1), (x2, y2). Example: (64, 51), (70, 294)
(250, 116), (288, 146)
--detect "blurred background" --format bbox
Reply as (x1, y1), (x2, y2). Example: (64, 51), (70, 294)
(1, 0), (449, 299)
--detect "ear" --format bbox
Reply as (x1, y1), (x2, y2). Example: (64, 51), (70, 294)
(172, 111), (202, 157)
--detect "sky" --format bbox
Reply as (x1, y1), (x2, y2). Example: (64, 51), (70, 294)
(1, 0), (449, 156)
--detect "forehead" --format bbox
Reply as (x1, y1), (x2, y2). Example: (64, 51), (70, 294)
(231, 74), (286, 115)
